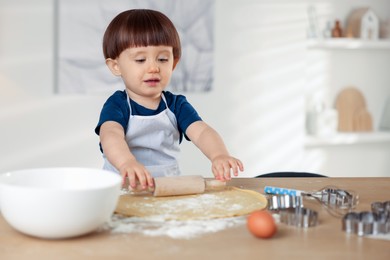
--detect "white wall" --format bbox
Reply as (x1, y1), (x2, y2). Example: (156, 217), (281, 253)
(1, 0), (389, 177)
(0, 0), (53, 96)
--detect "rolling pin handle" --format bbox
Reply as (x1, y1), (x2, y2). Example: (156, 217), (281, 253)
(205, 179), (227, 191)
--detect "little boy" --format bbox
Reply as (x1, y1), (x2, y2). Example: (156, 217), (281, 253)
(95, 9), (243, 190)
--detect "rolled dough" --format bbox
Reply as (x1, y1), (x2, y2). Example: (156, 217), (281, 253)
(115, 187), (267, 220)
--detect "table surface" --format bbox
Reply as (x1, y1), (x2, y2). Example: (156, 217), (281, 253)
(1, 177), (389, 259)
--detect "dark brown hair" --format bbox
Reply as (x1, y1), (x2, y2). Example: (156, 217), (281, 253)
(102, 9), (181, 60)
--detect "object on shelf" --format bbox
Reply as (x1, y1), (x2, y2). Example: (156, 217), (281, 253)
(335, 87), (373, 132)
(332, 20), (343, 38)
(306, 96), (338, 136)
(323, 21), (332, 38)
(306, 107), (338, 136)
(380, 19), (390, 38)
(346, 7), (379, 40)
(307, 6), (321, 39)
(379, 96), (390, 131)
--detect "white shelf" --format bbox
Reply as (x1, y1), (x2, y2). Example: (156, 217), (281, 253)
(305, 132), (390, 148)
(307, 39), (390, 50)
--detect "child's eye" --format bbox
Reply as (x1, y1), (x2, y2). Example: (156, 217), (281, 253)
(158, 58), (169, 62)
(135, 59), (145, 63)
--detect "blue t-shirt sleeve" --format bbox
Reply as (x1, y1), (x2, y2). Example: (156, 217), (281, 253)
(94, 90), (129, 135)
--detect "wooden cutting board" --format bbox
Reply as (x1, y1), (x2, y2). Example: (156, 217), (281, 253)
(335, 87), (373, 132)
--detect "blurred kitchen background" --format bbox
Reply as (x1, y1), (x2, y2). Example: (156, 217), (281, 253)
(1, 0), (389, 177)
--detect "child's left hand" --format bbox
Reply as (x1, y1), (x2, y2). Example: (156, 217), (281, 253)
(211, 155), (244, 181)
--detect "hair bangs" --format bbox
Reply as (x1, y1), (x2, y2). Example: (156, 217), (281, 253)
(103, 9), (181, 60)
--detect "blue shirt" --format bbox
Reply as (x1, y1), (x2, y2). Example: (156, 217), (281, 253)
(95, 90), (202, 151)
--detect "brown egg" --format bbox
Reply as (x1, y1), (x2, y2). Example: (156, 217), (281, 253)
(247, 210), (277, 238)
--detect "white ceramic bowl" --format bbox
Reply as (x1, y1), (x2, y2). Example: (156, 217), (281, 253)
(0, 167), (121, 239)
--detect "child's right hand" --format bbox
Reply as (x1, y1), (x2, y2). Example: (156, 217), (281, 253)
(118, 160), (154, 190)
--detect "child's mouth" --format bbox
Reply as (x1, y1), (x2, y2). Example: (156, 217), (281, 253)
(145, 78), (160, 83)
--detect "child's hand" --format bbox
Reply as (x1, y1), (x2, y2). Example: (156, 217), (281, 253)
(119, 160), (154, 190)
(211, 155), (244, 181)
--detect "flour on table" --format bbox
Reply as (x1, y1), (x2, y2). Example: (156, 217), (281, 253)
(106, 215), (246, 240)
(366, 233), (390, 241)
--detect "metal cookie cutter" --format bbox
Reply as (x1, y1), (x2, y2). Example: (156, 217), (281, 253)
(371, 201), (390, 234)
(266, 194), (317, 228)
(267, 194), (303, 211)
(342, 201), (390, 236)
(371, 201), (390, 218)
(342, 212), (387, 236)
(319, 187), (358, 209)
(279, 207), (319, 228)
(264, 186), (358, 217)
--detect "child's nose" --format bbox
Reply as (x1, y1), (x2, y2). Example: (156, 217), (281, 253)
(148, 61), (160, 73)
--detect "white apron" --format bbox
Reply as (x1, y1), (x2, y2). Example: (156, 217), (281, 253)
(103, 93), (181, 177)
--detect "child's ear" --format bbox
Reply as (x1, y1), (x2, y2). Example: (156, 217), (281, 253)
(106, 58), (121, 76)
(172, 58), (180, 70)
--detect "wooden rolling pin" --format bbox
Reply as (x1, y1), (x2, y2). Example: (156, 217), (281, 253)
(128, 175), (227, 197)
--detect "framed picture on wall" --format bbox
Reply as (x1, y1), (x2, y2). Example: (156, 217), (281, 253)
(55, 0), (215, 94)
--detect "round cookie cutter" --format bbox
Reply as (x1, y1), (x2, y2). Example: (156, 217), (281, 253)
(279, 207), (319, 228)
(267, 194), (303, 211)
(266, 194), (318, 228)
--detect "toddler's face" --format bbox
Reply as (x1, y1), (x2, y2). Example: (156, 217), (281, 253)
(111, 45), (176, 100)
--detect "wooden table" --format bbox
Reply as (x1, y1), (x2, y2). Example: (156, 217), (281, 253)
(0, 178), (389, 259)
